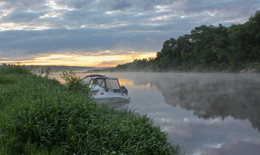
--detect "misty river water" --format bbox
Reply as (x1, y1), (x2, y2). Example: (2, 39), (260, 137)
(51, 72), (260, 155)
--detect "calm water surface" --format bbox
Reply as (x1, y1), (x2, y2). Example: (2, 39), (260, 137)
(52, 72), (260, 155)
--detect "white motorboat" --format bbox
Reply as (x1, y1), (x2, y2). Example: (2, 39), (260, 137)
(82, 74), (130, 104)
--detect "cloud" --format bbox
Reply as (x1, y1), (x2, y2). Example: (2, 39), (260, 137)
(54, 0), (96, 9)
(0, 0), (259, 65)
(2, 10), (44, 23)
(0, 28), (167, 59)
(201, 141), (260, 155)
(108, 0), (132, 11)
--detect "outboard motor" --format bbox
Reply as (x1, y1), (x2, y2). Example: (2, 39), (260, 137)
(120, 86), (128, 95)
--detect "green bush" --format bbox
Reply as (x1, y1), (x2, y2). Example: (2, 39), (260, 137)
(0, 73), (179, 154)
(61, 70), (90, 95)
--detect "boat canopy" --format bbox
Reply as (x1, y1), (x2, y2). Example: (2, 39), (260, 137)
(83, 74), (121, 92)
(84, 74), (106, 78)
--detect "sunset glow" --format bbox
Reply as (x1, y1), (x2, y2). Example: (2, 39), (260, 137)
(1, 51), (156, 67)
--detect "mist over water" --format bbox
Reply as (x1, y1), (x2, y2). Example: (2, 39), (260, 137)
(51, 72), (260, 155)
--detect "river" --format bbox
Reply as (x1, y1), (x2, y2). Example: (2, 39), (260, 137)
(51, 71), (260, 155)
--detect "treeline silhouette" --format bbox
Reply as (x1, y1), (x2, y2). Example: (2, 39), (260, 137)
(114, 11), (260, 72)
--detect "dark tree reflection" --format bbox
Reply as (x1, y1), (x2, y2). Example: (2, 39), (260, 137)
(130, 73), (260, 131)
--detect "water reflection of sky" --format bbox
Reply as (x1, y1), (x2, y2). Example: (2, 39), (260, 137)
(51, 72), (260, 155)
(126, 82), (260, 154)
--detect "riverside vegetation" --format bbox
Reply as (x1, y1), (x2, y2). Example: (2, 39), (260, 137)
(113, 11), (260, 72)
(0, 65), (179, 154)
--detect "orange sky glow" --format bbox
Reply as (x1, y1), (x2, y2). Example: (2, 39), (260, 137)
(1, 51), (156, 67)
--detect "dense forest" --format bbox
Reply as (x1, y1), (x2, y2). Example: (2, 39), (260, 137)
(114, 11), (260, 72)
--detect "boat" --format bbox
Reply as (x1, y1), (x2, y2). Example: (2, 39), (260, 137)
(82, 74), (130, 104)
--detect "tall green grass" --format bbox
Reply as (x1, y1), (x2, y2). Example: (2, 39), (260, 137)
(0, 66), (179, 154)
(0, 65), (32, 75)
(0, 75), (16, 85)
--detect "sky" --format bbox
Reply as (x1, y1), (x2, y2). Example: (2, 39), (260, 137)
(0, 0), (259, 67)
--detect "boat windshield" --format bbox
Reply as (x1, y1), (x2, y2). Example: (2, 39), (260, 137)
(92, 78), (106, 88)
(106, 79), (120, 92)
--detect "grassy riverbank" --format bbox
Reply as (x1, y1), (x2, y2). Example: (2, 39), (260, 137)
(0, 66), (179, 154)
